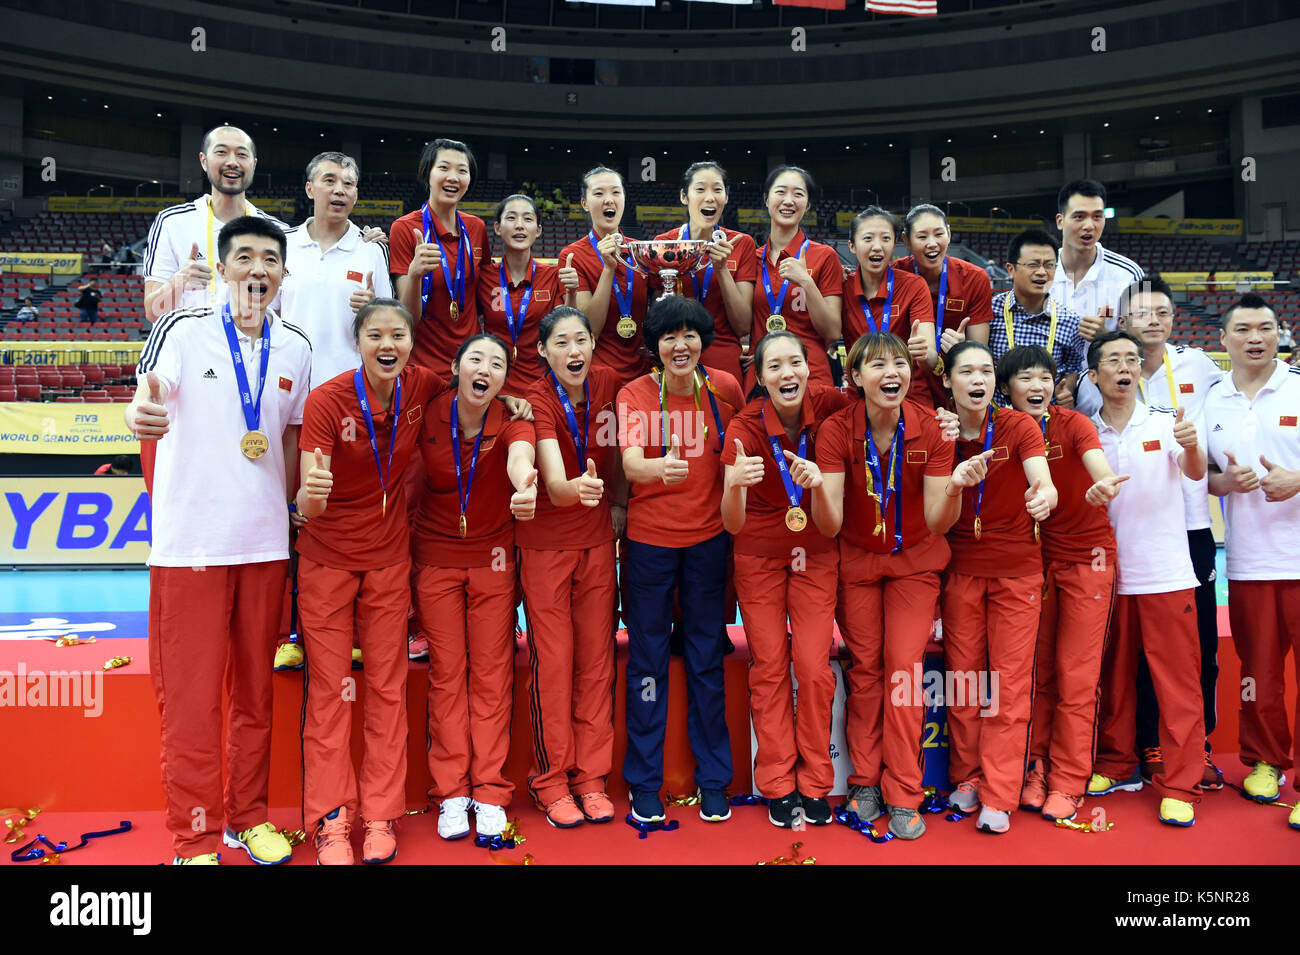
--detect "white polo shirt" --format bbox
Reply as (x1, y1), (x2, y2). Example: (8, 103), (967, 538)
(1093, 401), (1199, 596)
(143, 194), (289, 311)
(136, 306), (311, 567)
(1203, 360), (1300, 581)
(280, 219), (393, 391)
(1078, 343), (1223, 528)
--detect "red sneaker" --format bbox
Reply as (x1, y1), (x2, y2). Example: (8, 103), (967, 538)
(544, 794), (585, 829)
(1019, 762), (1047, 811)
(408, 631), (429, 661)
(577, 791), (616, 824)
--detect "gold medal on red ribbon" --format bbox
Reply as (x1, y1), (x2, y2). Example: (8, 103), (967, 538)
(1034, 520), (1040, 542)
(240, 429), (270, 459)
(767, 313), (786, 333)
(617, 316), (636, 339)
(785, 506), (807, 533)
(973, 516), (982, 541)
(512, 345), (518, 362)
(381, 491), (387, 518)
(459, 513), (468, 538)
(450, 301), (460, 323)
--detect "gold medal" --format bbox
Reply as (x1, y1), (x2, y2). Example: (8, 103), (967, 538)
(973, 516), (982, 541)
(617, 316), (636, 339)
(785, 506), (807, 533)
(1034, 520), (1040, 543)
(382, 491), (387, 517)
(874, 519), (885, 537)
(512, 345), (518, 362)
(459, 513), (467, 538)
(450, 301), (460, 323)
(240, 429), (270, 459)
(767, 313), (786, 333)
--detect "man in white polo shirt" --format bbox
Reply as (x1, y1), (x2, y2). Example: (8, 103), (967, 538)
(126, 216), (311, 864)
(1204, 293), (1300, 831)
(1084, 330), (1208, 827)
(281, 151), (393, 391)
(1085, 277), (1225, 790)
(1051, 180), (1144, 418)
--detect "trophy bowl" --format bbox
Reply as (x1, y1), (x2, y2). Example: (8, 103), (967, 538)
(619, 233), (724, 297)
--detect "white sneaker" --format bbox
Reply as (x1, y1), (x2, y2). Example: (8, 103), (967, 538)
(437, 796), (471, 840)
(473, 800), (508, 837)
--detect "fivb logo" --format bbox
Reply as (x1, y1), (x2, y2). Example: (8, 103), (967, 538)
(49, 885), (151, 935)
(0, 664), (103, 717)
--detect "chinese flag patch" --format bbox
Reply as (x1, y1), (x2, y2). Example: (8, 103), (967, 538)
(1142, 439), (1161, 452)
(1179, 382), (1195, 394)
(346, 270), (363, 283)
(534, 289), (551, 303)
(279, 376), (293, 392)
(947, 298), (966, 312)
(1280, 415), (1298, 428)
(906, 449), (927, 464)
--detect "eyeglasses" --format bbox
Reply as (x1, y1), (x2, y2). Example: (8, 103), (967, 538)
(1097, 356), (1142, 370)
(1015, 260), (1056, 272)
(1127, 308), (1174, 319)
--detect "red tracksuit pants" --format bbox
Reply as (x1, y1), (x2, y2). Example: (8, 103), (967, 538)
(735, 547), (839, 800)
(299, 556), (410, 833)
(838, 537), (948, 810)
(413, 560), (517, 806)
(148, 560), (287, 856)
(1095, 590), (1204, 801)
(1227, 579), (1300, 784)
(1028, 558), (1116, 797)
(941, 570), (1044, 814)
(519, 543), (618, 807)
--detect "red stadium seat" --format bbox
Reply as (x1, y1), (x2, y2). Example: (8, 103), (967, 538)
(16, 383), (40, 401)
(82, 366), (105, 384)
(55, 396), (81, 403)
(0, 386), (16, 401)
(82, 390), (110, 402)
(0, 367), (14, 382)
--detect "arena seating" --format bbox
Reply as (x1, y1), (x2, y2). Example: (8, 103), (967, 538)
(0, 362), (137, 401)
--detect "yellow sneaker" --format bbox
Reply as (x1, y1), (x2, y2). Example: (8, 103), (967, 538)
(1158, 798), (1195, 827)
(273, 642), (304, 671)
(1087, 770), (1143, 796)
(1289, 802), (1300, 831)
(172, 852), (220, 865)
(351, 647), (363, 670)
(1243, 762), (1283, 802)
(222, 822), (292, 865)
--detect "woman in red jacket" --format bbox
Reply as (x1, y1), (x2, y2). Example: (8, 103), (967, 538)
(297, 298), (447, 865)
(652, 161), (757, 383)
(812, 332), (972, 840)
(748, 166), (843, 387)
(940, 339), (1057, 835)
(412, 333), (538, 843)
(477, 194), (572, 395)
(519, 305), (624, 828)
(721, 330), (850, 827)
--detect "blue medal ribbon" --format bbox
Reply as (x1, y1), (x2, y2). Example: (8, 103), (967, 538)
(911, 257), (949, 355)
(423, 206), (471, 315)
(863, 407), (904, 553)
(548, 368), (589, 467)
(682, 223), (713, 303)
(760, 236), (810, 317)
(354, 368), (401, 515)
(589, 230), (633, 318)
(965, 407), (997, 534)
(499, 259), (536, 354)
(762, 398), (807, 510)
(859, 266), (895, 334)
(451, 394), (486, 528)
(220, 303), (270, 436)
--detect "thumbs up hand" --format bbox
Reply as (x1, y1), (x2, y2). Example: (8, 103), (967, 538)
(1172, 405), (1198, 449)
(306, 448), (333, 501)
(511, 468), (539, 520)
(408, 227), (441, 279)
(176, 241), (213, 290)
(939, 316), (971, 355)
(1085, 473), (1130, 508)
(661, 433), (690, 486)
(1259, 453), (1300, 503)
(1024, 477), (1051, 521)
(127, 370), (170, 439)
(783, 448), (823, 489)
(1222, 451), (1261, 494)
(934, 406), (961, 443)
(349, 270), (377, 314)
(778, 247), (810, 286)
(576, 457), (605, 507)
(558, 253), (580, 293)
(729, 438), (766, 488)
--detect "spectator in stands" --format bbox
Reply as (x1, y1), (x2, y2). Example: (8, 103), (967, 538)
(94, 455), (132, 476)
(99, 238), (115, 271)
(76, 277), (102, 324)
(15, 296), (38, 322)
(115, 243), (136, 275)
(1279, 322), (1294, 351)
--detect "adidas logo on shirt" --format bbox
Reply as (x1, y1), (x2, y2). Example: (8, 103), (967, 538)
(203, 368), (218, 380)
(1212, 423), (1223, 432)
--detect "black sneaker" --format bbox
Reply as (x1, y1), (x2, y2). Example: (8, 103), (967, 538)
(630, 790), (665, 823)
(768, 792), (800, 829)
(800, 794), (832, 826)
(698, 788), (732, 822)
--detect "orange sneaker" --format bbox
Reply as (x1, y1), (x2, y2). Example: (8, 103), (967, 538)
(1019, 762), (1048, 811)
(544, 794), (585, 829)
(361, 818), (396, 864)
(1041, 791), (1081, 821)
(315, 806), (353, 866)
(578, 791), (616, 824)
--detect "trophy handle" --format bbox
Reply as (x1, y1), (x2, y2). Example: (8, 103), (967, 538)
(613, 233), (640, 274)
